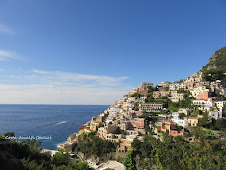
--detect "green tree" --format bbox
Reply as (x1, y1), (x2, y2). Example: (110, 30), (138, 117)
(3, 132), (15, 137)
(74, 162), (93, 170)
(179, 113), (185, 119)
(131, 138), (142, 152)
(52, 151), (70, 167)
(123, 149), (137, 170)
(198, 113), (208, 128)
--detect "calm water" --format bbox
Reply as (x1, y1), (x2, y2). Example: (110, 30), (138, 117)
(0, 104), (109, 150)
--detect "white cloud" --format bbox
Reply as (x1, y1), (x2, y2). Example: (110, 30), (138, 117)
(0, 69), (131, 104)
(31, 69), (128, 87)
(0, 50), (17, 61)
(0, 24), (15, 35)
(0, 83), (130, 105)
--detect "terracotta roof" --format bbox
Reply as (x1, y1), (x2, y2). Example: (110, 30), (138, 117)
(84, 127), (92, 131)
(193, 99), (206, 101)
(165, 120), (173, 123)
(79, 125), (86, 130)
(188, 117), (199, 119)
(149, 103), (163, 104)
(69, 134), (75, 138)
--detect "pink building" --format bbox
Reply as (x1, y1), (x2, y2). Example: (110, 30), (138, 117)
(137, 87), (149, 94)
(170, 130), (184, 136)
(129, 111), (143, 118)
(129, 118), (145, 129)
(186, 82), (194, 90)
(197, 91), (209, 100)
(158, 120), (183, 136)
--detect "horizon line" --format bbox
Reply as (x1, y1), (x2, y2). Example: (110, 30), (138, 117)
(0, 103), (111, 106)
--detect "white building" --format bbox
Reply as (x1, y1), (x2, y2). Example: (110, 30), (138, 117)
(214, 101), (226, 111)
(169, 91), (184, 102)
(169, 83), (186, 91)
(140, 82), (154, 88)
(171, 112), (186, 127)
(158, 81), (171, 87)
(209, 110), (222, 120)
(192, 99), (213, 111)
(190, 86), (209, 98)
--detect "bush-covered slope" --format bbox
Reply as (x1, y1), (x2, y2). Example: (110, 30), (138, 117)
(202, 46), (226, 81)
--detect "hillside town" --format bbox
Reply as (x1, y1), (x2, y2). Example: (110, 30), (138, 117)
(1, 47), (225, 170)
(57, 69), (226, 168)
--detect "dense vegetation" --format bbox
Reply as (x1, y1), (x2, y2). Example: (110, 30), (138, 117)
(73, 133), (118, 158)
(0, 133), (92, 170)
(124, 133), (226, 170)
(198, 113), (226, 131)
(202, 46), (226, 81)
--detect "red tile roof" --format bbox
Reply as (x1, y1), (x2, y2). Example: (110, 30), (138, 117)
(85, 127), (92, 131)
(188, 117), (199, 119)
(79, 125), (86, 130)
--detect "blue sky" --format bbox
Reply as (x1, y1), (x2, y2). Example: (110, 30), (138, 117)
(0, 0), (226, 104)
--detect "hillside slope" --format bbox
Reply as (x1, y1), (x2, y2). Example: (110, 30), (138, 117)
(202, 46), (226, 81)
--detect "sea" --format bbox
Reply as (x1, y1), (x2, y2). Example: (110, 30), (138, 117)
(0, 104), (109, 150)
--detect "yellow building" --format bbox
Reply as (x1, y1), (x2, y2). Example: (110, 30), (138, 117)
(129, 88), (138, 96)
(187, 117), (199, 127)
(84, 127), (92, 133)
(90, 122), (101, 131)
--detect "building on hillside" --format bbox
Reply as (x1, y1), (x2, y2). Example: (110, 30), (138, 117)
(130, 111), (143, 118)
(134, 111), (143, 116)
(160, 91), (170, 97)
(105, 133), (124, 143)
(97, 125), (119, 139)
(138, 82), (154, 94)
(90, 122), (101, 131)
(170, 129), (184, 136)
(67, 134), (76, 144)
(214, 101), (226, 111)
(171, 112), (186, 127)
(209, 110), (222, 120)
(190, 86), (209, 99)
(139, 103), (163, 112)
(187, 117), (199, 127)
(192, 98), (213, 111)
(153, 91), (170, 98)
(158, 81), (171, 88)
(153, 91), (160, 98)
(169, 91), (184, 102)
(127, 97), (136, 103)
(197, 91), (209, 100)
(185, 81), (194, 90)
(178, 108), (191, 116)
(129, 118), (145, 129)
(157, 120), (183, 136)
(200, 81), (210, 87)
(169, 83), (186, 91)
(118, 121), (129, 131)
(129, 88), (138, 96)
(84, 127), (92, 133)
(140, 82), (154, 88)
(135, 97), (147, 103)
(117, 139), (132, 153)
(96, 112), (108, 123)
